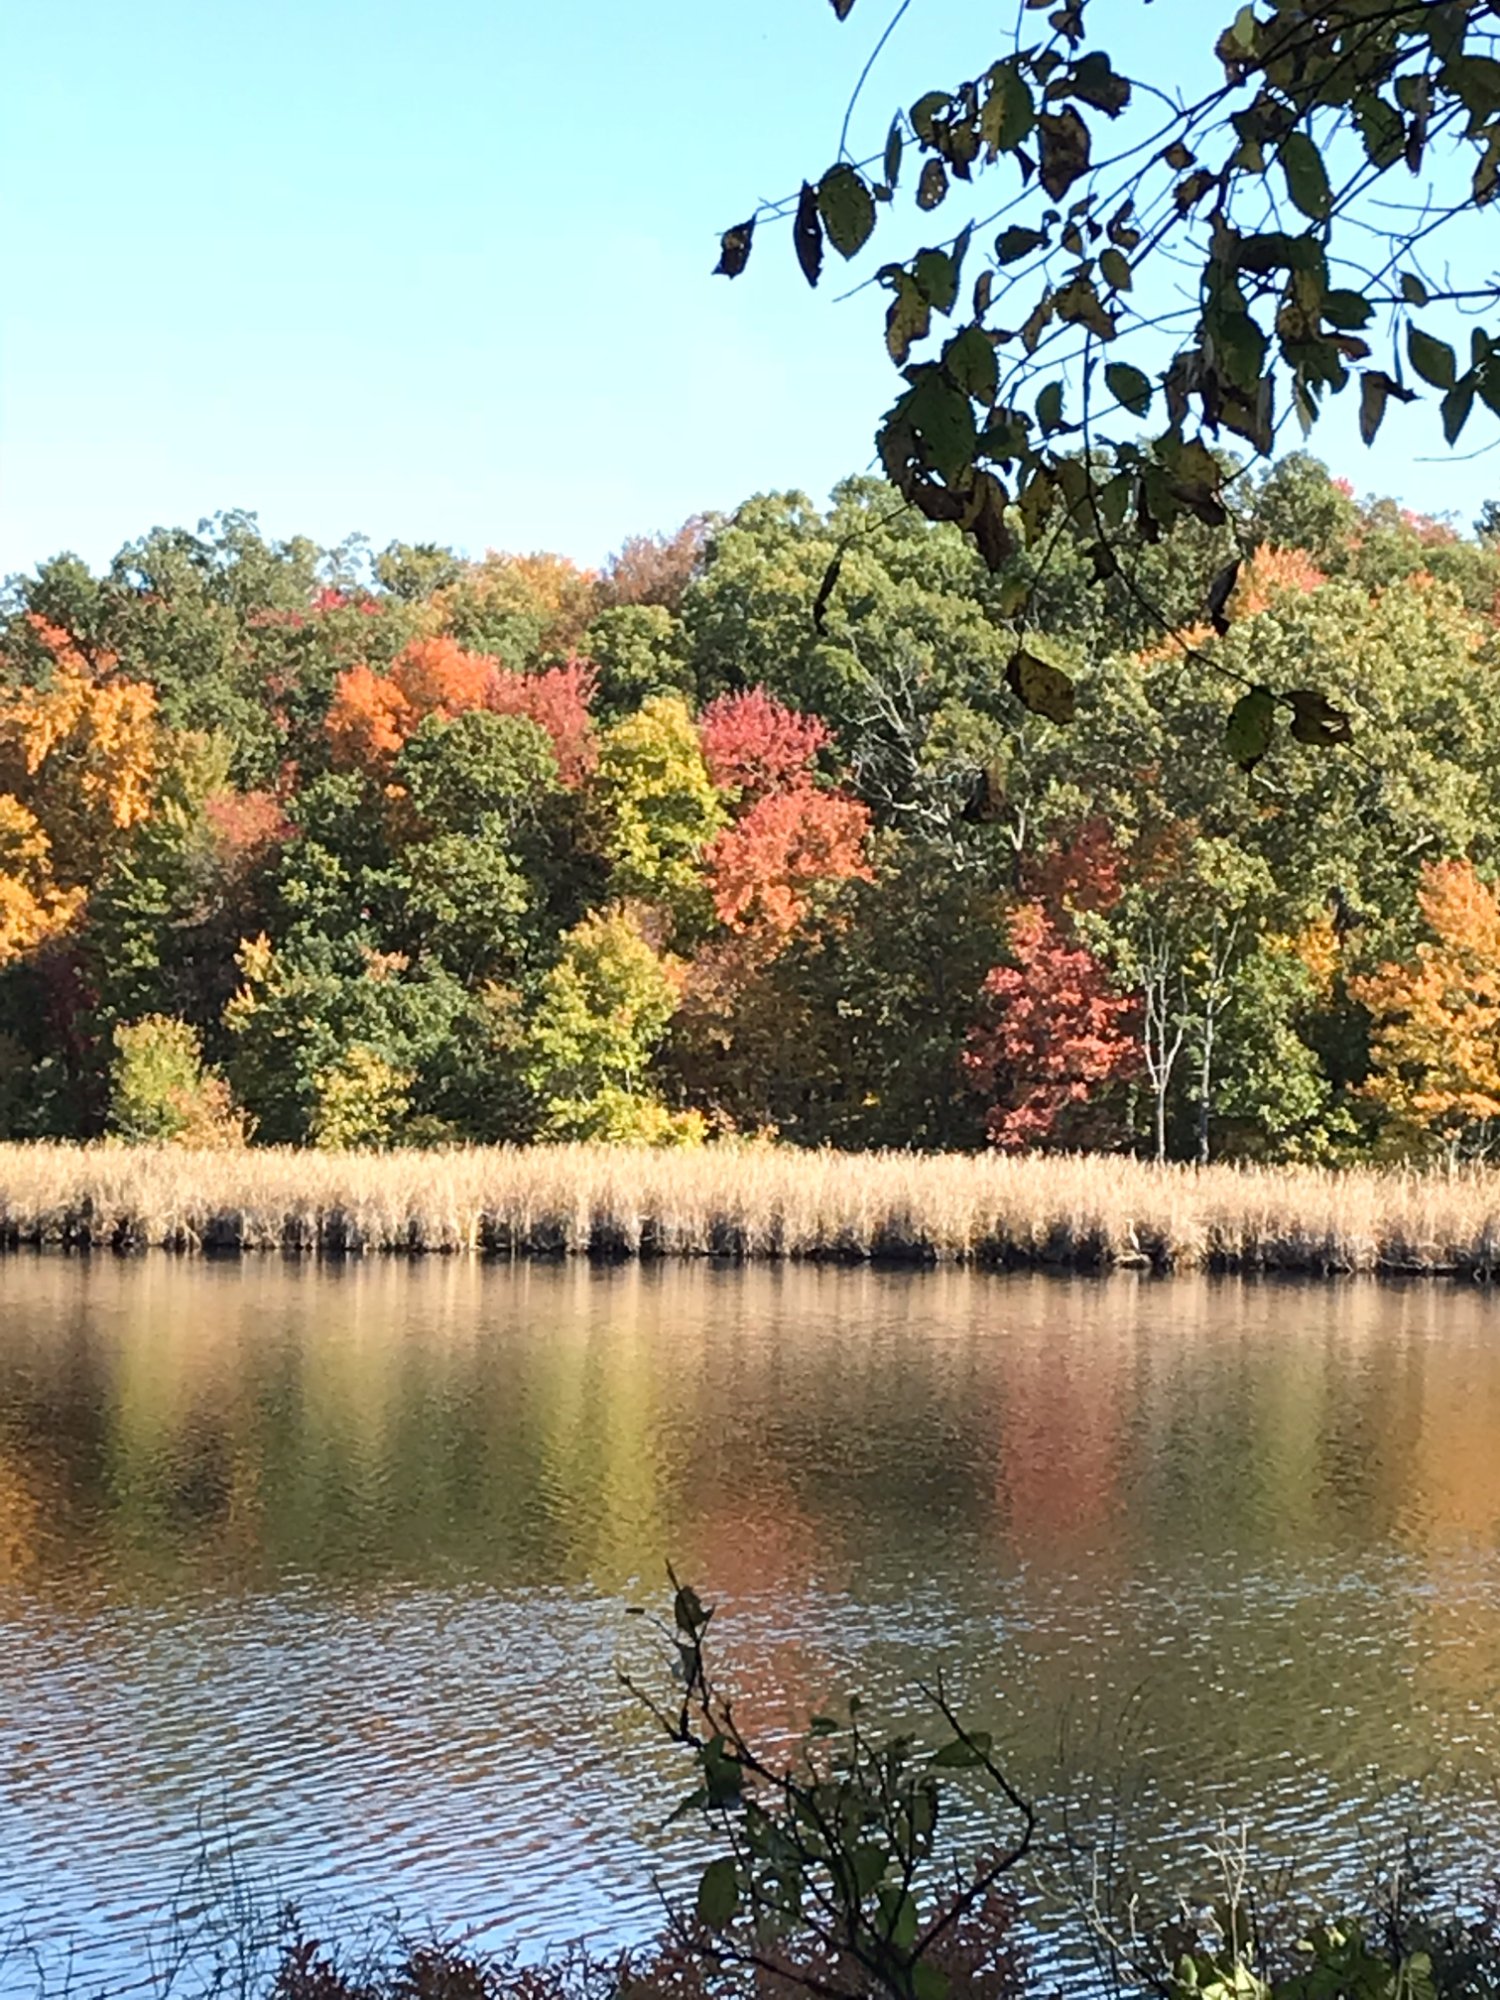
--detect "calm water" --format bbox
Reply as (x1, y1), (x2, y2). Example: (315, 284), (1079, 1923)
(1, 1257), (1499, 1987)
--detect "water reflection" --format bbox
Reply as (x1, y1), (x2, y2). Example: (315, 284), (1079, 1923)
(0, 1259), (1498, 1981)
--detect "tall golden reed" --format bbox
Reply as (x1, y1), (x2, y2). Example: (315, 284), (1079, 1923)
(2, 1141), (1500, 1275)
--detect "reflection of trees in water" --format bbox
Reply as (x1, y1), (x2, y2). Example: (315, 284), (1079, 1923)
(3, 1261), (1500, 1620)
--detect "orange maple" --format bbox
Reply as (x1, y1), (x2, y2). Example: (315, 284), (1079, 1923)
(1352, 858), (1500, 1156)
(0, 616), (161, 883)
(707, 784), (872, 939)
(326, 636), (595, 782)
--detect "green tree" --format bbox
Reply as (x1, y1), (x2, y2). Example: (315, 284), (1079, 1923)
(581, 603), (692, 721)
(393, 709), (559, 839)
(519, 909), (692, 1143)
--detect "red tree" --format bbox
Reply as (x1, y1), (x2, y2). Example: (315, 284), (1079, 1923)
(1021, 817), (1126, 916)
(699, 688), (831, 802)
(486, 658), (596, 784)
(964, 903), (1140, 1150)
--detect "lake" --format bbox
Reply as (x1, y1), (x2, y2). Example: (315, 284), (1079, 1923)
(1, 1257), (1498, 1989)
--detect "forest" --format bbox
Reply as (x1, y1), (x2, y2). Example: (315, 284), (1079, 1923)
(3, 453), (1500, 1167)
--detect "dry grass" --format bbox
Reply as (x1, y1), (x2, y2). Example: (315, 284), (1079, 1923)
(4, 1141), (1500, 1277)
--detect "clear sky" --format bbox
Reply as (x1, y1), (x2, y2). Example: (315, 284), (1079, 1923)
(3, 0), (1496, 584)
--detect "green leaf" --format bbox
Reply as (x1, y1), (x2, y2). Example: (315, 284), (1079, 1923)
(696, 1859), (740, 1929)
(905, 370), (978, 481)
(884, 118), (903, 188)
(913, 1967), (952, 2000)
(1099, 246), (1132, 292)
(1407, 325), (1457, 388)
(1035, 380), (1064, 433)
(1058, 51), (1130, 117)
(1442, 376), (1476, 443)
(949, 222), (973, 288)
(1006, 649), (1076, 723)
(1036, 108), (1091, 200)
(1359, 370), (1389, 445)
(674, 1582), (706, 1633)
(945, 325), (998, 401)
(1162, 434), (1228, 525)
(1446, 53), (1500, 118)
(1053, 276), (1116, 339)
(1322, 289), (1373, 330)
(1206, 558), (1241, 634)
(714, 220), (754, 278)
(1352, 91), (1403, 168)
(809, 1714), (840, 1736)
(909, 91), (949, 142)
(912, 248), (958, 313)
(853, 1842), (889, 1894)
(931, 1736), (981, 1767)
(885, 274), (932, 364)
(1225, 687), (1276, 770)
(1285, 688), (1352, 747)
(1207, 308), (1267, 391)
(1232, 230), (1322, 275)
(1105, 360), (1152, 415)
(877, 1886), (919, 1950)
(981, 62), (1035, 154)
(812, 553), (844, 634)
(1278, 132), (1332, 221)
(818, 165), (876, 259)
(995, 225), (1046, 264)
(1400, 272), (1430, 306)
(701, 1735), (744, 1805)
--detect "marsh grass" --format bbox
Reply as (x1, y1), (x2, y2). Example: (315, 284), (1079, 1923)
(4, 1142), (1500, 1278)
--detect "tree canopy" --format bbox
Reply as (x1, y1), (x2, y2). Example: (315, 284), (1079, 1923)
(4, 462), (1500, 1162)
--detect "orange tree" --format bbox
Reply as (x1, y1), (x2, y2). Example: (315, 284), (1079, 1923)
(1352, 857), (1500, 1159)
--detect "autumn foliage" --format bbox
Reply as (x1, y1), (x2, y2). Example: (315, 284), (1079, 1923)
(7, 463), (1500, 1161)
(1351, 859), (1500, 1158)
(698, 687), (831, 800)
(708, 787), (872, 938)
(0, 618), (160, 862)
(326, 637), (595, 782)
(965, 904), (1140, 1150)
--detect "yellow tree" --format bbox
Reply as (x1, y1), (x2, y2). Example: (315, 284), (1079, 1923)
(1353, 860), (1500, 1160)
(0, 617), (161, 886)
(0, 796), (84, 967)
(588, 695), (726, 935)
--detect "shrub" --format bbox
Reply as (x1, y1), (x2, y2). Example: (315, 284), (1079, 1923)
(108, 1015), (247, 1147)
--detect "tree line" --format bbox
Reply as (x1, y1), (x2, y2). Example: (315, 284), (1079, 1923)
(4, 455), (1500, 1163)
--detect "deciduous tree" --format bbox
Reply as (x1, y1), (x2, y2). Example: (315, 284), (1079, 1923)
(965, 902), (1139, 1151)
(589, 696), (726, 933)
(1352, 858), (1500, 1159)
(519, 909), (694, 1143)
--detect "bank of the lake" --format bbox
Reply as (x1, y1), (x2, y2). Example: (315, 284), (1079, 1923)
(5, 1140), (1500, 1277)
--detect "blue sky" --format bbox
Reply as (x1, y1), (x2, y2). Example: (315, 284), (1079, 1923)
(3, 0), (1496, 583)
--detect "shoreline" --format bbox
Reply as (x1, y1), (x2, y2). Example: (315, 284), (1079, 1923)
(4, 1141), (1500, 1279)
